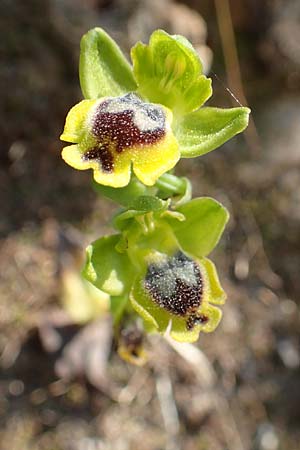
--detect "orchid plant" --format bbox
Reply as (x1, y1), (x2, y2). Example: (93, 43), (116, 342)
(60, 28), (249, 362)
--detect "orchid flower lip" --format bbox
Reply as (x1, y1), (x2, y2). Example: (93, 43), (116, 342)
(61, 92), (180, 188)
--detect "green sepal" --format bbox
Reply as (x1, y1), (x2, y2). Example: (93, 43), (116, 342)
(165, 197), (229, 258)
(176, 107), (250, 158)
(82, 234), (134, 296)
(131, 30), (212, 115)
(80, 27), (137, 99)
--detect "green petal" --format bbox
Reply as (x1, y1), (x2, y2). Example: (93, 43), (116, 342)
(82, 234), (133, 296)
(131, 30), (212, 115)
(176, 106), (250, 158)
(80, 28), (137, 99)
(165, 197), (229, 258)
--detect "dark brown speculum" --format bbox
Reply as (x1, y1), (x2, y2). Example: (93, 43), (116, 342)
(144, 252), (204, 324)
(83, 143), (114, 173)
(83, 93), (166, 173)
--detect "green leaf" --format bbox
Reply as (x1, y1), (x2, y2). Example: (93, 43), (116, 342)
(131, 30), (212, 115)
(165, 197), (229, 258)
(80, 27), (137, 99)
(82, 234), (133, 296)
(176, 106), (250, 158)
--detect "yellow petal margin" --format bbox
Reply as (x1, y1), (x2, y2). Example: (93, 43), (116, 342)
(201, 257), (227, 305)
(60, 99), (97, 143)
(61, 143), (133, 188)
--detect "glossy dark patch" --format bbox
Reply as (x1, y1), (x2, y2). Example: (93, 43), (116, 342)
(91, 93), (166, 153)
(83, 143), (114, 173)
(144, 252), (203, 317)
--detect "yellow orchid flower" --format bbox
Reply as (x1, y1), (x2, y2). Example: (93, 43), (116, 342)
(61, 93), (179, 187)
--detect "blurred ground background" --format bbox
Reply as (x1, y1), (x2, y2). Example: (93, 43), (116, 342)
(1, 0), (300, 449)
